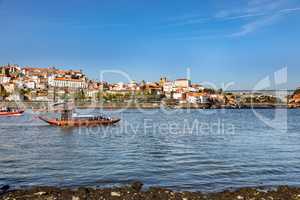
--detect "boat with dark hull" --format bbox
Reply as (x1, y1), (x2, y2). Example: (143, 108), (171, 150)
(0, 108), (24, 117)
(39, 102), (120, 127)
(39, 115), (120, 126)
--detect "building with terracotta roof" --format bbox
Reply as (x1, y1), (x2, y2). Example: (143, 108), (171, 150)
(186, 92), (209, 104)
(48, 77), (87, 89)
(174, 79), (191, 88)
(0, 64), (21, 78)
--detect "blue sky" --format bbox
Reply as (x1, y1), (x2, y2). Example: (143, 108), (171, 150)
(0, 0), (300, 89)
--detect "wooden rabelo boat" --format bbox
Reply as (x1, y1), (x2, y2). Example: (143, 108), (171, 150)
(39, 103), (120, 127)
(39, 115), (120, 126)
(0, 108), (24, 116)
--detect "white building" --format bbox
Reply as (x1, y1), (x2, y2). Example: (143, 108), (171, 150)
(174, 79), (191, 88)
(163, 79), (193, 95)
(163, 81), (174, 93)
(0, 75), (11, 84)
(6, 94), (21, 101)
(186, 93), (210, 104)
(48, 76), (87, 89)
(32, 95), (49, 101)
(188, 85), (204, 92)
(86, 89), (99, 98)
(23, 81), (36, 89)
(111, 82), (126, 91)
(128, 81), (138, 91)
(173, 92), (185, 100)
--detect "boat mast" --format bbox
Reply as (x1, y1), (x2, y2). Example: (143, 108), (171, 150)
(60, 87), (73, 120)
(53, 86), (56, 102)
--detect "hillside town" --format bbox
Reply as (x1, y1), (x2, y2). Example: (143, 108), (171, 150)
(0, 63), (299, 108)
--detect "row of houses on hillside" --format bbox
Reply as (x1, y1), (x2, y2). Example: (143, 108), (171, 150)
(162, 78), (210, 103)
(0, 63), (220, 103)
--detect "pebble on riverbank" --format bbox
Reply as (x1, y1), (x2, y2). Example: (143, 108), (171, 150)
(1, 183), (300, 200)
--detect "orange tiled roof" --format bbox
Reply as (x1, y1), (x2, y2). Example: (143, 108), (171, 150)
(186, 92), (205, 97)
(176, 78), (189, 81)
(54, 77), (85, 82)
(191, 84), (202, 87)
(294, 93), (300, 99)
(23, 67), (50, 72)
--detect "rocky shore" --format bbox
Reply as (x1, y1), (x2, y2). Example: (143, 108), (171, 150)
(2, 182), (300, 200)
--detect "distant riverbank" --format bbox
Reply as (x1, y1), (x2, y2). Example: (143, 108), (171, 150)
(1, 183), (300, 200)
(0, 101), (296, 110)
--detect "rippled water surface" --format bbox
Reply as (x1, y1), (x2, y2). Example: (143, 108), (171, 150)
(1, 109), (300, 192)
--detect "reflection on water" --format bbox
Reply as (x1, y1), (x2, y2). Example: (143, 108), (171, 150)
(0, 109), (300, 192)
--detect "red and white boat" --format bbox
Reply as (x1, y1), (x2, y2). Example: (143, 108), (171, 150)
(0, 109), (24, 116)
(39, 115), (120, 126)
(38, 102), (120, 127)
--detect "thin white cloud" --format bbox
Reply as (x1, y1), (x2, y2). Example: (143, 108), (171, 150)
(229, 6), (300, 37)
(216, 0), (284, 19)
(228, 14), (280, 37)
(163, 11), (262, 27)
(221, 12), (266, 20)
(165, 0), (283, 27)
(161, 0), (300, 39)
(246, 0), (285, 14)
(279, 7), (300, 13)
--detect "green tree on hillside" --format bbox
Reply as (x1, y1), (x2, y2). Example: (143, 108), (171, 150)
(74, 89), (86, 101)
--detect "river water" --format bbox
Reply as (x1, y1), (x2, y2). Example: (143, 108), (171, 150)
(0, 109), (300, 192)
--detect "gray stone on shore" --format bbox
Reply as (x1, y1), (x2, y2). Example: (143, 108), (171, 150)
(1, 184), (300, 200)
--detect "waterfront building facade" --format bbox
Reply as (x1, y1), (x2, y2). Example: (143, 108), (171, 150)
(48, 77), (87, 89)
